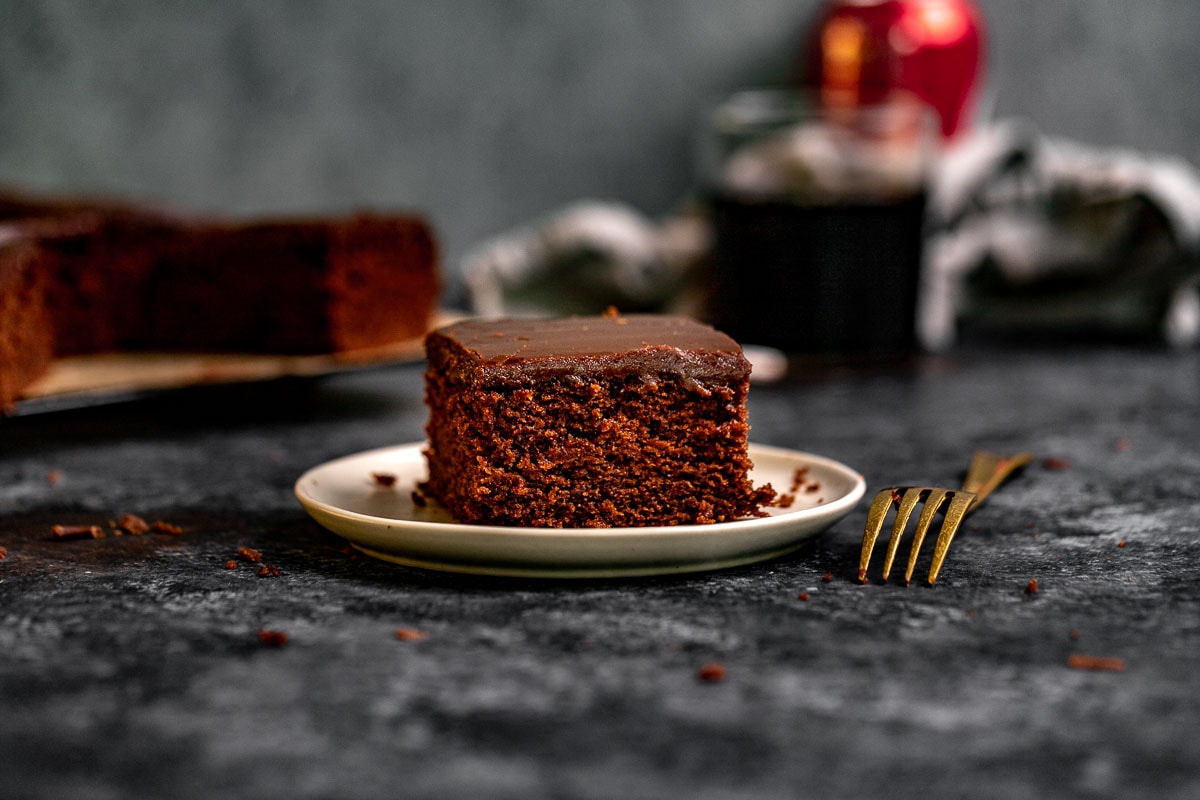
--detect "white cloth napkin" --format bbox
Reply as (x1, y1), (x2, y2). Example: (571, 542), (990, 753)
(923, 120), (1200, 348)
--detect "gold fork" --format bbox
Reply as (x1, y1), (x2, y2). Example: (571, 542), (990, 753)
(858, 451), (1033, 586)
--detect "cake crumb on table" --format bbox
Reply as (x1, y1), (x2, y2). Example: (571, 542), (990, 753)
(51, 524), (104, 540)
(116, 513), (150, 535)
(394, 628), (428, 641)
(237, 547), (263, 563)
(1068, 654), (1125, 672)
(258, 629), (288, 647)
(697, 662), (728, 682)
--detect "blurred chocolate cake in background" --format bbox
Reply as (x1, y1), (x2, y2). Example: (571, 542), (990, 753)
(0, 188), (441, 410)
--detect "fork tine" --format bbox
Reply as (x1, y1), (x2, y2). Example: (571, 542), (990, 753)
(860, 486), (981, 584)
(880, 489), (925, 582)
(858, 488), (900, 582)
(926, 490), (976, 585)
(903, 488), (949, 585)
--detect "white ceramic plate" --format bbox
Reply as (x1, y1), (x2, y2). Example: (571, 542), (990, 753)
(295, 443), (865, 578)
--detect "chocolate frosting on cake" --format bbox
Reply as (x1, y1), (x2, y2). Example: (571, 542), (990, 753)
(428, 314), (750, 383)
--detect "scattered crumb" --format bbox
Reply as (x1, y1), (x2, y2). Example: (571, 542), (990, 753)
(790, 467), (808, 489)
(1069, 629), (1080, 641)
(773, 493), (796, 509)
(394, 628), (428, 641)
(116, 513), (150, 536)
(0, 545), (7, 560)
(965, 609), (975, 618)
(51, 524), (104, 540)
(1041, 457), (1072, 471)
(372, 472), (397, 488)
(46, 469), (62, 486)
(797, 592), (810, 602)
(258, 629), (288, 647)
(1115, 437), (1132, 452)
(822, 571), (833, 583)
(1025, 578), (1039, 594)
(696, 662), (727, 682)
(257, 564), (283, 578)
(49, 516), (182, 542)
(1067, 654), (1125, 672)
(223, 560), (237, 570)
(1117, 540), (1127, 548)
(237, 547), (263, 563)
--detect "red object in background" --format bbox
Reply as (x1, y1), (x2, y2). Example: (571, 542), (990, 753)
(801, 0), (986, 139)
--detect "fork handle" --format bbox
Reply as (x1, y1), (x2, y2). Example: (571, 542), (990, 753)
(962, 450), (1033, 511)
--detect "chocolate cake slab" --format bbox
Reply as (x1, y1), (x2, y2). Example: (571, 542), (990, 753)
(0, 186), (443, 409)
(423, 314), (775, 528)
(138, 215), (439, 354)
(0, 234), (54, 410)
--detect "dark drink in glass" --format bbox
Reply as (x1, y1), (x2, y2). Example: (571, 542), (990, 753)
(708, 189), (926, 356)
(702, 90), (933, 360)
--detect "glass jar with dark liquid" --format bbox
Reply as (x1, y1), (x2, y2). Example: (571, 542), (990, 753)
(703, 91), (934, 360)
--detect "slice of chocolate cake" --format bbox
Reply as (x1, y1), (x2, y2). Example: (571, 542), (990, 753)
(0, 231), (54, 411)
(423, 313), (775, 528)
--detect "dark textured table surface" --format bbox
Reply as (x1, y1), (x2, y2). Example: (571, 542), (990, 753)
(3, 344), (1199, 799)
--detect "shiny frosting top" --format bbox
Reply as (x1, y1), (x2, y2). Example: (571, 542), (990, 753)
(427, 314), (750, 382)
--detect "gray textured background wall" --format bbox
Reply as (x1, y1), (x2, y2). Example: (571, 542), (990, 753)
(3, 1), (1198, 303)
